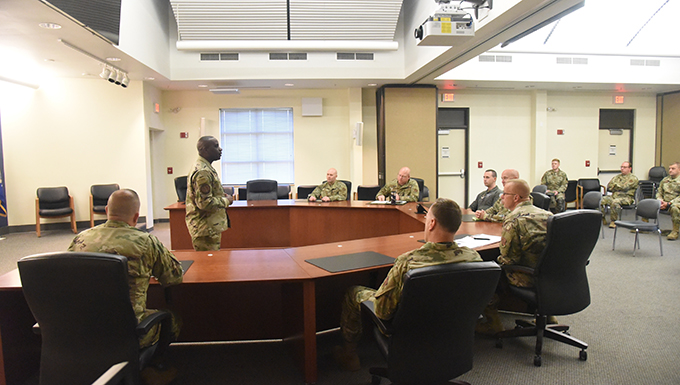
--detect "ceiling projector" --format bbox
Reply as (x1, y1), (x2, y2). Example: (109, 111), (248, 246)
(415, 1), (475, 46)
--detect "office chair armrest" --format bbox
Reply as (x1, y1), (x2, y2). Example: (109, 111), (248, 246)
(501, 264), (535, 276)
(136, 310), (171, 337)
(361, 300), (394, 336)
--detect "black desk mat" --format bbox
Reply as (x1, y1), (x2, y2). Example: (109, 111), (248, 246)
(180, 260), (194, 274)
(305, 251), (394, 273)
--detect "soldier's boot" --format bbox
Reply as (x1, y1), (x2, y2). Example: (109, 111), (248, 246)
(333, 342), (361, 371)
(602, 216), (608, 225)
(668, 223), (679, 241)
(609, 210), (618, 228)
(475, 297), (504, 336)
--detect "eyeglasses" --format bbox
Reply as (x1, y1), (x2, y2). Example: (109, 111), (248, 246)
(501, 192), (516, 197)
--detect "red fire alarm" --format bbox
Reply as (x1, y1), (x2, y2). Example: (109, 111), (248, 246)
(180, 132), (189, 138)
(557, 129), (564, 135)
(478, 161), (483, 168)
(167, 167), (173, 174)
(585, 160), (590, 167)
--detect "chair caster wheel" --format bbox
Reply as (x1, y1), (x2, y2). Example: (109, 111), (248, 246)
(371, 375), (382, 385)
(534, 355), (542, 367)
(579, 350), (588, 361)
(495, 339), (503, 349)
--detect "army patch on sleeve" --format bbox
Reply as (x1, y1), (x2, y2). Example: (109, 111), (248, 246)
(200, 184), (211, 194)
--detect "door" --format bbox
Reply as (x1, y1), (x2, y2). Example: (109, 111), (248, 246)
(598, 109), (634, 186)
(438, 129), (466, 202)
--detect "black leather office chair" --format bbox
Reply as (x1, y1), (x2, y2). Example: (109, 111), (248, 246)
(613, 199), (663, 257)
(577, 179), (605, 209)
(564, 180), (578, 209)
(91, 362), (134, 385)
(361, 261), (500, 384)
(356, 185), (381, 201)
(238, 187), (247, 200)
(530, 192), (551, 211)
(174, 176), (188, 202)
(582, 191), (604, 239)
(35, 186), (77, 237)
(296, 185), (317, 199)
(648, 166), (667, 186)
(495, 210), (601, 366)
(532, 184), (548, 194)
(18, 252), (173, 385)
(277, 185), (291, 199)
(246, 179), (278, 200)
(411, 177), (426, 202)
(90, 184), (120, 228)
(338, 180), (352, 201)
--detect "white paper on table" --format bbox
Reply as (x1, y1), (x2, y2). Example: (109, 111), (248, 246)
(455, 234), (501, 249)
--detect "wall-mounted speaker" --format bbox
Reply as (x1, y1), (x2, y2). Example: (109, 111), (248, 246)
(301, 98), (322, 116)
(354, 122), (363, 146)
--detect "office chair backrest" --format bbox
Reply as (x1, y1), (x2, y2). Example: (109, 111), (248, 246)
(648, 166), (667, 185)
(296, 185), (317, 199)
(530, 192), (551, 211)
(411, 177), (425, 201)
(37, 187), (71, 212)
(534, 210), (600, 316)
(578, 178), (601, 193)
(638, 180), (656, 200)
(356, 185), (381, 201)
(18, 252), (141, 385)
(246, 179), (278, 200)
(635, 199), (660, 221)
(338, 180), (352, 201)
(277, 185), (291, 199)
(91, 184), (120, 209)
(532, 184), (548, 194)
(174, 176), (188, 202)
(581, 191), (602, 210)
(387, 261), (500, 383)
(564, 180), (578, 203)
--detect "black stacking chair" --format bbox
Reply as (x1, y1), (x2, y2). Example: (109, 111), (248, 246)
(18, 252), (173, 385)
(362, 261), (500, 384)
(246, 179), (278, 200)
(532, 184), (548, 194)
(90, 184), (120, 228)
(582, 191), (604, 239)
(530, 192), (551, 211)
(35, 186), (77, 237)
(638, 180), (656, 199)
(613, 199), (663, 257)
(496, 210), (601, 366)
(648, 166), (667, 186)
(564, 180), (578, 209)
(356, 185), (382, 201)
(577, 179), (605, 209)
(174, 176), (188, 202)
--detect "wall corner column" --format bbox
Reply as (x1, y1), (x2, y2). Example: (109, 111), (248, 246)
(531, 90), (548, 184)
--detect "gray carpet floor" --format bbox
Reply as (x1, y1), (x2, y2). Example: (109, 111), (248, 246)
(1, 214), (679, 385)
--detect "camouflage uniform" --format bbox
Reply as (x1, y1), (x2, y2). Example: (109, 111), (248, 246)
(340, 242), (482, 343)
(600, 173), (639, 222)
(481, 196), (511, 223)
(497, 201), (552, 287)
(67, 220), (183, 348)
(657, 175), (680, 227)
(541, 169), (568, 213)
(376, 179), (420, 202)
(185, 156), (231, 251)
(309, 181), (347, 201)
(469, 185), (501, 212)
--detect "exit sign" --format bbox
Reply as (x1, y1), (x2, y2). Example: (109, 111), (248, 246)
(613, 95), (625, 104)
(441, 93), (455, 102)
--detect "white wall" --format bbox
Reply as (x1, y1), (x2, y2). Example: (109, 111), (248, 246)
(0, 78), (148, 227)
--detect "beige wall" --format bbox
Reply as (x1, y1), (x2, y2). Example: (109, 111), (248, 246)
(658, 92), (680, 169)
(0, 78), (659, 227)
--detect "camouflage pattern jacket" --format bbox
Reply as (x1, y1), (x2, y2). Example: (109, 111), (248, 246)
(185, 156), (230, 238)
(374, 241), (482, 320)
(377, 179), (420, 202)
(498, 201), (552, 288)
(541, 169), (568, 196)
(309, 181), (347, 201)
(607, 173), (639, 202)
(67, 220), (183, 324)
(657, 175), (680, 206)
(482, 196), (511, 223)
(469, 185), (501, 211)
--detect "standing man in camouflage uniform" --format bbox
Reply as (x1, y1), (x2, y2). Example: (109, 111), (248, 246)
(308, 168), (347, 201)
(474, 168), (519, 222)
(185, 136), (233, 251)
(601, 161), (639, 228)
(476, 179), (552, 335)
(657, 162), (680, 240)
(469, 169), (502, 211)
(68, 189), (183, 348)
(541, 158), (568, 213)
(334, 198), (482, 371)
(376, 166), (420, 202)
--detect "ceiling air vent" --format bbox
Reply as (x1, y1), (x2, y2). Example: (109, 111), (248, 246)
(479, 55), (495, 62)
(200, 53), (220, 61)
(556, 57), (572, 64)
(269, 53), (288, 60)
(337, 52), (355, 60)
(220, 53), (239, 61)
(572, 58), (588, 65)
(288, 53), (307, 60)
(630, 59), (645, 66)
(356, 53), (374, 60)
(645, 59), (660, 67)
(495, 55), (512, 63)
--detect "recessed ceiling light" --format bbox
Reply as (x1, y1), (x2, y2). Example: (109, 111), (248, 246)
(144, 77), (155, 81)
(368, 83), (377, 87)
(39, 22), (61, 29)
(198, 84), (208, 88)
(106, 57), (121, 62)
(284, 83), (294, 87)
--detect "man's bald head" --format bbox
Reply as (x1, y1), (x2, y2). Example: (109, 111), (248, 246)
(107, 189), (140, 225)
(500, 169), (519, 187)
(397, 167), (411, 186)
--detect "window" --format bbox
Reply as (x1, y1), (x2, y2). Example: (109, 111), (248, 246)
(219, 108), (294, 185)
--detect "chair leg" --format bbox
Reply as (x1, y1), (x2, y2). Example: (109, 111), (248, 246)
(35, 199), (41, 238)
(90, 212), (95, 228)
(633, 230), (639, 257)
(543, 327), (588, 350)
(658, 229), (663, 256)
(534, 315), (546, 367)
(612, 227), (618, 250)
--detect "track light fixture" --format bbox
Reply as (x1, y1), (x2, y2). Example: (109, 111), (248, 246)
(98, 65), (129, 88)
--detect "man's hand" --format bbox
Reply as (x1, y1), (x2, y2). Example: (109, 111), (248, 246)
(226, 194), (234, 205)
(377, 195), (386, 201)
(394, 194), (400, 201)
(660, 200), (669, 210)
(475, 210), (486, 219)
(321, 196), (331, 202)
(308, 196), (317, 202)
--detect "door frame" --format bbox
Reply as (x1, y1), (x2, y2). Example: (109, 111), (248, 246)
(437, 107), (469, 205)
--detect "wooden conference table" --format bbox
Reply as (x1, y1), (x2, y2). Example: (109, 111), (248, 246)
(0, 201), (501, 385)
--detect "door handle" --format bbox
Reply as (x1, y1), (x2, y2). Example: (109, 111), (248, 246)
(439, 169), (466, 179)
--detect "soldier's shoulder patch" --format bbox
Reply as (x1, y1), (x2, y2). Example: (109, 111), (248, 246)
(200, 184), (211, 194)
